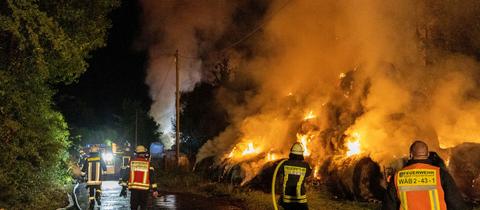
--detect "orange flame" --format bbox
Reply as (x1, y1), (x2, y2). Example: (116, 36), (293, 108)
(267, 152), (277, 162)
(346, 132), (361, 157)
(313, 165), (320, 179)
(303, 111), (316, 120)
(296, 134), (311, 156)
(228, 147), (237, 158)
(242, 142), (257, 156)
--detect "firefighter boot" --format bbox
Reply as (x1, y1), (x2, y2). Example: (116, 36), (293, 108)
(96, 189), (102, 205)
(120, 186), (127, 197)
(88, 198), (95, 210)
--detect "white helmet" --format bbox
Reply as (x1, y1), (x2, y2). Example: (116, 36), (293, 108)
(290, 142), (304, 155)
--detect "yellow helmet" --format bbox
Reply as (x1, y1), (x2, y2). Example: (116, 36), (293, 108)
(90, 146), (99, 153)
(290, 142), (304, 155)
(135, 145), (147, 153)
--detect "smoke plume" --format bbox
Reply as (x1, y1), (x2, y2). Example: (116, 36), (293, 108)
(194, 0), (480, 183)
(140, 0), (480, 185)
(139, 0), (237, 148)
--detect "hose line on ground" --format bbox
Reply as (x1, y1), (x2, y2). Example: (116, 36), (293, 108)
(272, 159), (288, 210)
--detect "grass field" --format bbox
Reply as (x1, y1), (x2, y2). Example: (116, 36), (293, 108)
(155, 171), (480, 210)
(155, 171), (380, 210)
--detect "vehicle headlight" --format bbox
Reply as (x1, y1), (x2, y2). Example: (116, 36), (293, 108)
(103, 152), (113, 162)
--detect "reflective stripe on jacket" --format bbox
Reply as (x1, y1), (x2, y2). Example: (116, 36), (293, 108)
(280, 159), (312, 204)
(122, 156), (131, 169)
(128, 157), (152, 190)
(82, 153), (107, 186)
(394, 163), (447, 210)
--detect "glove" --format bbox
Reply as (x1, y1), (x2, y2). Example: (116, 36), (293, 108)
(119, 186), (127, 197)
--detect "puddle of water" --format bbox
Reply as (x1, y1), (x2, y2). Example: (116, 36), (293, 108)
(80, 181), (242, 210)
(100, 181), (130, 210)
(153, 193), (243, 210)
(155, 194), (177, 208)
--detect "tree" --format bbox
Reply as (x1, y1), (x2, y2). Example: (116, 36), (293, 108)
(115, 99), (161, 147)
(0, 0), (118, 208)
(179, 57), (231, 157)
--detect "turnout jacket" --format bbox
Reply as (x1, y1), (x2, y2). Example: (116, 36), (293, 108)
(121, 150), (133, 169)
(81, 152), (107, 186)
(278, 158), (312, 204)
(382, 159), (469, 210)
(121, 155), (158, 191)
(119, 150), (133, 184)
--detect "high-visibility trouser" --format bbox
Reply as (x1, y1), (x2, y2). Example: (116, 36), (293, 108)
(88, 185), (102, 202)
(129, 182), (150, 190)
(283, 194), (307, 203)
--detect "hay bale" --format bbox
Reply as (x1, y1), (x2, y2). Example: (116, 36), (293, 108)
(319, 156), (385, 201)
(449, 143), (480, 203)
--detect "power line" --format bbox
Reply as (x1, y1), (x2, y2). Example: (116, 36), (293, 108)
(221, 0), (292, 52)
(178, 54), (197, 59)
(156, 51), (197, 59)
(157, 57), (175, 92)
(153, 0), (292, 58)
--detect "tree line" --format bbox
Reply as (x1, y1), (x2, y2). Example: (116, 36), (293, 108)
(0, 0), (118, 208)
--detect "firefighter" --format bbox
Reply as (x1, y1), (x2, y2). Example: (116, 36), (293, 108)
(119, 143), (133, 197)
(276, 142), (312, 210)
(382, 140), (469, 210)
(78, 149), (87, 168)
(121, 145), (158, 210)
(81, 145), (107, 207)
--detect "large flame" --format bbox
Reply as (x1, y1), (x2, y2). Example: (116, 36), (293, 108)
(227, 141), (261, 160)
(193, 0), (480, 192)
(346, 132), (362, 157)
(296, 134), (311, 156)
(242, 142), (257, 156)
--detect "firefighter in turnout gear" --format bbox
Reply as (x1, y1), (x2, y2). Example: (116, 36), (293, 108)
(81, 145), (107, 207)
(382, 140), (469, 210)
(277, 142), (312, 210)
(119, 143), (133, 197)
(121, 145), (158, 210)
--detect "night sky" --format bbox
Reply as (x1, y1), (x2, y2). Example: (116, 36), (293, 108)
(56, 0), (150, 128)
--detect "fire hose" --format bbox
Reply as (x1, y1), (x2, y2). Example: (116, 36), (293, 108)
(271, 159), (288, 210)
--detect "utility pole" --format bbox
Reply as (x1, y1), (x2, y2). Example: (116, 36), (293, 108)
(135, 110), (138, 146)
(175, 50), (180, 165)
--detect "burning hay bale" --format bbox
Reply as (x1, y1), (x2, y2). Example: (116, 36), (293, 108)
(194, 156), (225, 182)
(319, 156), (385, 201)
(247, 159), (285, 192)
(448, 143), (480, 203)
(195, 154), (278, 186)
